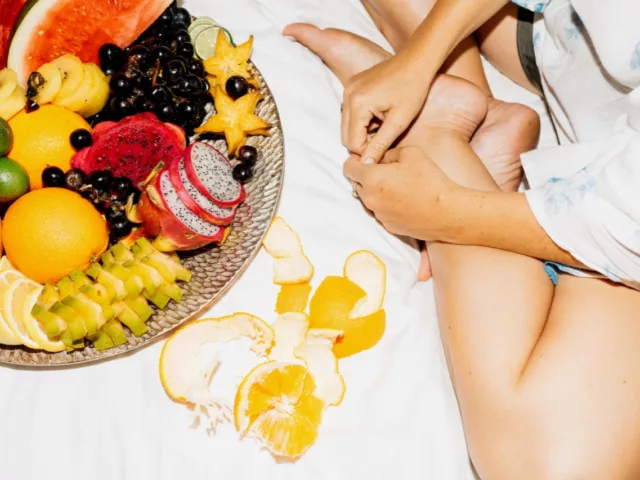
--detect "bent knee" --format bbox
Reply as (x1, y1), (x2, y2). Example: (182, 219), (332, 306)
(467, 420), (640, 480)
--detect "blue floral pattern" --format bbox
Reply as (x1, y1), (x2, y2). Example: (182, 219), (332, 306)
(512, 0), (550, 13)
(543, 174), (597, 215)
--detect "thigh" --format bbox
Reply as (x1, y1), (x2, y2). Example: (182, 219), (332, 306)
(513, 276), (640, 479)
(476, 2), (541, 95)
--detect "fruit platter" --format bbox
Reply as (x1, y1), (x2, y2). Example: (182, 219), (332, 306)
(0, 0), (284, 365)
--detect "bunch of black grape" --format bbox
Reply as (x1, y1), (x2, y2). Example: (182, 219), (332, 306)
(92, 2), (211, 134)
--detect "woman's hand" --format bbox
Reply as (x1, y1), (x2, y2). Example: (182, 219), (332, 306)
(344, 146), (463, 241)
(342, 54), (432, 163)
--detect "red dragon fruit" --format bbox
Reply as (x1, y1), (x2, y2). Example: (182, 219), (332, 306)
(135, 169), (228, 252)
(71, 113), (186, 187)
(184, 142), (246, 208)
(169, 158), (237, 226)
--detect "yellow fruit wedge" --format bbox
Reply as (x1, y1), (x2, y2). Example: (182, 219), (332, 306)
(344, 250), (386, 319)
(269, 312), (309, 363)
(0, 256), (15, 272)
(3, 278), (42, 349)
(0, 68), (18, 101)
(52, 55), (85, 104)
(77, 63), (109, 118)
(21, 286), (64, 352)
(54, 65), (94, 113)
(0, 269), (25, 345)
(234, 361), (324, 459)
(0, 85), (26, 121)
(295, 329), (345, 407)
(159, 313), (275, 403)
(263, 217), (305, 258)
(32, 61), (63, 105)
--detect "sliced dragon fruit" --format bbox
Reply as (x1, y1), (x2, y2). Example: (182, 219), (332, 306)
(169, 158), (237, 226)
(184, 142), (246, 208)
(156, 170), (226, 242)
(71, 113), (186, 186)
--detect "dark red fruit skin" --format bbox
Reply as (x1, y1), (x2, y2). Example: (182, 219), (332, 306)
(70, 113), (186, 187)
(135, 174), (227, 252)
(0, 0), (27, 69)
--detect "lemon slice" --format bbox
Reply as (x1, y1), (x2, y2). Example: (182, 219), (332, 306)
(3, 277), (42, 349)
(0, 256), (15, 272)
(22, 285), (64, 352)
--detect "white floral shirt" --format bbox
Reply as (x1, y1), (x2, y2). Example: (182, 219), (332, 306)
(512, 0), (640, 289)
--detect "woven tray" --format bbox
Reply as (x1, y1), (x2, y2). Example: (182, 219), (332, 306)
(0, 62), (284, 367)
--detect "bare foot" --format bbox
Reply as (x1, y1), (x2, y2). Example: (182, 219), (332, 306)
(284, 23), (540, 192)
(471, 98), (540, 192)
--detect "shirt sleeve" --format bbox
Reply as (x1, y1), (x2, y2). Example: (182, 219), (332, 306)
(524, 133), (640, 289)
(511, 0), (551, 13)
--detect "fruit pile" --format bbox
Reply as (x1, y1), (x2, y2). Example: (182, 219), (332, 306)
(160, 218), (387, 459)
(0, 0), (273, 354)
(94, 5), (212, 133)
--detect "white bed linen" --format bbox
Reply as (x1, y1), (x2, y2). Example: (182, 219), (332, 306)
(0, 1), (555, 478)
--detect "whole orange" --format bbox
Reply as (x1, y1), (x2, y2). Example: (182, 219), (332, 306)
(2, 188), (108, 283)
(7, 105), (91, 189)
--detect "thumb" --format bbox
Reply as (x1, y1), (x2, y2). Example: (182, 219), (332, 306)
(360, 111), (406, 163)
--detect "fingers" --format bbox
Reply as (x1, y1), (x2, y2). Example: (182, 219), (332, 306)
(343, 154), (371, 184)
(282, 23), (321, 45)
(360, 110), (407, 163)
(343, 94), (374, 156)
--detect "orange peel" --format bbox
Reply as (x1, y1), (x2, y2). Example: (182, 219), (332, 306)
(262, 217), (314, 285)
(159, 313), (275, 430)
(269, 312), (309, 363)
(344, 250), (386, 318)
(275, 283), (312, 314)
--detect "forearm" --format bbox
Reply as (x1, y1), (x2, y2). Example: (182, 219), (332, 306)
(442, 189), (583, 267)
(399, 0), (511, 80)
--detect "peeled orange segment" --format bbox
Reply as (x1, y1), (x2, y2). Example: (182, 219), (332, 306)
(269, 313), (309, 363)
(275, 283), (312, 314)
(0, 85), (26, 121)
(160, 313), (275, 408)
(54, 64), (94, 112)
(273, 256), (314, 285)
(76, 63), (109, 118)
(263, 217), (305, 258)
(344, 250), (386, 318)
(234, 361), (324, 458)
(21, 286), (65, 352)
(3, 278), (43, 349)
(32, 61), (63, 105)
(0, 68), (19, 101)
(295, 329), (345, 407)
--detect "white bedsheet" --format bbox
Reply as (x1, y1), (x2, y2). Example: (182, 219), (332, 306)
(0, 1), (555, 479)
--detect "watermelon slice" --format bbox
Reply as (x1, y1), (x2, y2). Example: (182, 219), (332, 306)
(0, 0), (27, 69)
(7, 0), (173, 83)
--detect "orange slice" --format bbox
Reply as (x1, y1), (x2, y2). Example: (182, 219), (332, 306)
(0, 269), (27, 345)
(4, 277), (43, 349)
(234, 361), (324, 458)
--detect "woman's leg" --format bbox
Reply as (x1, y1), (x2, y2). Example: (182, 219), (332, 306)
(288, 29), (640, 478)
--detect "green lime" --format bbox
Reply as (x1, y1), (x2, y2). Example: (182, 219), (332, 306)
(194, 26), (234, 60)
(0, 118), (13, 157)
(0, 157), (29, 204)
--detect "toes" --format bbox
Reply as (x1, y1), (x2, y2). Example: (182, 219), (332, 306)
(282, 23), (323, 50)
